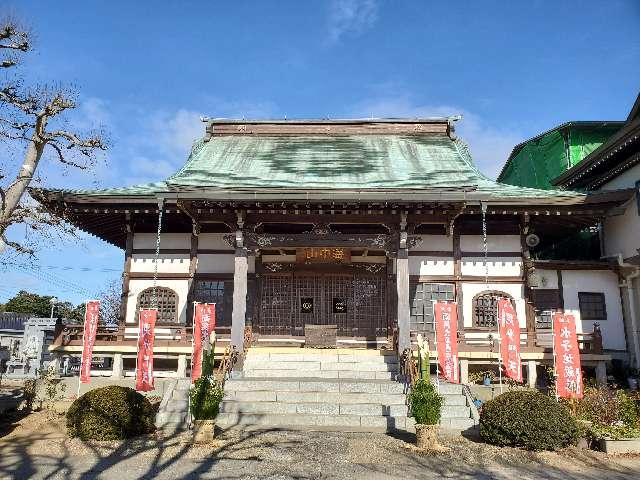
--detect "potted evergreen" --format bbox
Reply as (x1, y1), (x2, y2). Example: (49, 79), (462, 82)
(408, 379), (444, 450)
(190, 350), (224, 442)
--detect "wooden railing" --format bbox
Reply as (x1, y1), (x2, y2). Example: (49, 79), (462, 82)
(409, 324), (603, 355)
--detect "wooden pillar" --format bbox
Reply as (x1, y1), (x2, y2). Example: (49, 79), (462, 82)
(177, 354), (188, 378)
(396, 212), (410, 354)
(231, 247), (248, 352)
(526, 360), (537, 388)
(186, 222), (200, 325)
(459, 358), (469, 384)
(396, 250), (410, 354)
(119, 214), (133, 324)
(112, 353), (124, 379)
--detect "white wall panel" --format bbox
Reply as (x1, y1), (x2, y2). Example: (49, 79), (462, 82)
(460, 235), (521, 252)
(130, 254), (190, 273)
(461, 282), (526, 328)
(561, 270), (626, 351)
(133, 233), (190, 250)
(414, 235), (453, 251)
(199, 233), (233, 250)
(461, 258), (522, 277)
(125, 279), (189, 324)
(409, 257), (454, 276)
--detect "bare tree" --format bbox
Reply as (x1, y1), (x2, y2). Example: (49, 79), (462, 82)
(0, 17), (107, 255)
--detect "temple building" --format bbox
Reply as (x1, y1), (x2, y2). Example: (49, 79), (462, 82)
(35, 117), (635, 386)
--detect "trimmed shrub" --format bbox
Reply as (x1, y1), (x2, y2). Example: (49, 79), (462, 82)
(408, 379), (443, 425)
(66, 386), (155, 440)
(190, 377), (224, 420)
(480, 390), (578, 451)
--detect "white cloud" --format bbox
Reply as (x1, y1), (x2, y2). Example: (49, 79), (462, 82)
(326, 0), (379, 45)
(349, 95), (522, 179)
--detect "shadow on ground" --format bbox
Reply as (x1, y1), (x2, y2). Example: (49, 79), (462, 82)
(0, 413), (639, 479)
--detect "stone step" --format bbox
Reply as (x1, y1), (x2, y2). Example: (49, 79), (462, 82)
(432, 382), (464, 395)
(175, 379), (191, 390)
(216, 412), (410, 432)
(172, 389), (190, 400)
(442, 394), (467, 406)
(441, 404), (471, 418)
(245, 351), (397, 362)
(164, 399), (189, 412)
(242, 369), (400, 380)
(437, 417), (476, 430)
(225, 390), (407, 405)
(155, 411), (188, 426)
(224, 378), (405, 394)
(220, 400), (409, 417)
(243, 360), (399, 372)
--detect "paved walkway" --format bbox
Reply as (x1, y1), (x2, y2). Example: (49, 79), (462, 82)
(1, 412), (639, 479)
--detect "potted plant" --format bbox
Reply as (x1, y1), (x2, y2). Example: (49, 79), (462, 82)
(190, 351), (224, 443)
(482, 370), (496, 386)
(408, 379), (444, 450)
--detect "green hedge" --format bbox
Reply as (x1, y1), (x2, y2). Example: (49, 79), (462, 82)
(480, 390), (578, 451)
(66, 386), (155, 440)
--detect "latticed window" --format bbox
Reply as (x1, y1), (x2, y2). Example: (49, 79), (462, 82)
(578, 292), (607, 320)
(410, 282), (455, 332)
(136, 287), (178, 324)
(193, 280), (228, 326)
(472, 291), (514, 328)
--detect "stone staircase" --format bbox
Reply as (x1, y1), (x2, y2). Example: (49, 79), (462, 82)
(216, 348), (476, 433)
(155, 378), (191, 432)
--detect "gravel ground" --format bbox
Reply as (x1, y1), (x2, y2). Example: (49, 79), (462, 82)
(1, 411), (639, 479)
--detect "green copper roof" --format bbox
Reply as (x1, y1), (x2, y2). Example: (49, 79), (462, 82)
(45, 133), (586, 202)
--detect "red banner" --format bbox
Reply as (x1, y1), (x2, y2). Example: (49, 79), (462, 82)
(553, 312), (583, 399)
(497, 298), (523, 383)
(435, 301), (459, 383)
(136, 309), (157, 392)
(79, 300), (100, 384)
(192, 303), (216, 383)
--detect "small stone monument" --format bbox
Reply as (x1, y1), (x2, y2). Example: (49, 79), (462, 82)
(4, 318), (59, 377)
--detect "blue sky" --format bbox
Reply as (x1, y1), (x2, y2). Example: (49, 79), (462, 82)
(1, 0), (639, 305)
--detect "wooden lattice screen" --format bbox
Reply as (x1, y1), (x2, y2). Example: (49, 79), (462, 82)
(472, 291), (514, 328)
(136, 287), (178, 324)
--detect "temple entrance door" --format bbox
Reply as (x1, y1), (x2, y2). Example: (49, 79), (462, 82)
(258, 271), (387, 339)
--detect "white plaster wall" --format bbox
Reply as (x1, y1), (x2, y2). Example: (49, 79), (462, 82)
(561, 270), (626, 351)
(530, 269), (559, 289)
(460, 235), (521, 252)
(603, 197), (640, 261)
(130, 254), (190, 273)
(460, 258), (523, 277)
(133, 233), (190, 250)
(601, 163), (640, 190)
(125, 279), (189, 324)
(414, 235), (452, 251)
(409, 257), (454, 276)
(199, 233), (233, 250)
(461, 282), (526, 328)
(197, 254), (255, 274)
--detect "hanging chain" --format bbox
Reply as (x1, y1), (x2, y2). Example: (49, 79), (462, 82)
(152, 198), (165, 310)
(481, 202), (488, 285)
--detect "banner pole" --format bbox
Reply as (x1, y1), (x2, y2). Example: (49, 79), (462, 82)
(190, 301), (198, 382)
(433, 300), (440, 394)
(77, 302), (87, 398)
(552, 311), (559, 401)
(134, 309), (142, 388)
(496, 298), (503, 394)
